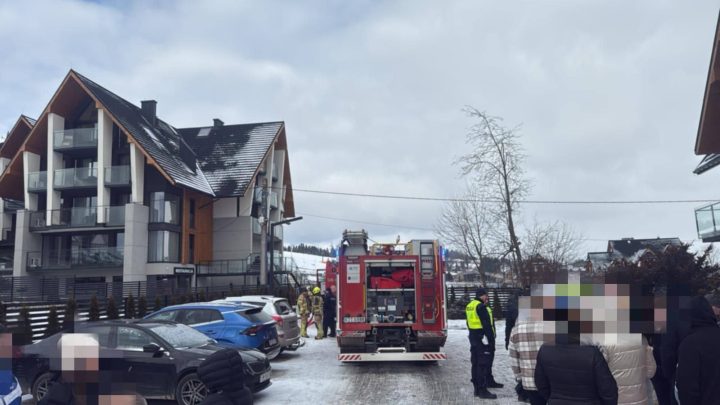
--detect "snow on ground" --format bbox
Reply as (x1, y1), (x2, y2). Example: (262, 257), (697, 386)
(253, 320), (520, 405)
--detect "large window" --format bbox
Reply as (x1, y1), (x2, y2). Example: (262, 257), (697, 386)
(189, 199), (195, 228)
(149, 192), (180, 225)
(148, 230), (180, 262)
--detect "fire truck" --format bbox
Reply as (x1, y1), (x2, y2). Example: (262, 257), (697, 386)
(329, 230), (448, 362)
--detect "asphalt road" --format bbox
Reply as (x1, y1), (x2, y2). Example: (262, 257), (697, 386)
(151, 320), (520, 405)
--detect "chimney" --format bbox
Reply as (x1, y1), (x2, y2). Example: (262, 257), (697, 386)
(213, 118), (224, 127)
(141, 100), (157, 124)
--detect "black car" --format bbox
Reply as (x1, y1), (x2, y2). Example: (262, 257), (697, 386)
(14, 320), (272, 405)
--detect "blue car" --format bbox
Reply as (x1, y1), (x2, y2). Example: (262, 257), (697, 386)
(144, 302), (281, 359)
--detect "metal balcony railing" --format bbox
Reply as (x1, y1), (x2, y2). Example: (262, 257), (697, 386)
(27, 171), (47, 192)
(27, 246), (124, 270)
(53, 127), (98, 150)
(54, 167), (97, 189)
(104, 166), (131, 186)
(696, 202), (720, 241)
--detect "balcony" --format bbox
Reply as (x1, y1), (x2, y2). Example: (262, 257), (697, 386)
(270, 191), (279, 209)
(104, 166), (131, 187)
(252, 217), (262, 235)
(696, 202), (720, 241)
(272, 224), (283, 240)
(254, 187), (263, 204)
(54, 167), (97, 189)
(28, 171), (47, 192)
(0, 228), (14, 245)
(105, 206), (126, 227)
(53, 127), (98, 150)
(27, 246), (124, 270)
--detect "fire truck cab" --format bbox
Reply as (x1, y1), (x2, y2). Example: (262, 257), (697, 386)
(333, 230), (448, 362)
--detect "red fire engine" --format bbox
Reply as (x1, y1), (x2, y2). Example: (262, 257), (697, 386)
(329, 230), (448, 362)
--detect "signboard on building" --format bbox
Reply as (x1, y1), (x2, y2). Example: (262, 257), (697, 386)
(174, 267), (195, 275)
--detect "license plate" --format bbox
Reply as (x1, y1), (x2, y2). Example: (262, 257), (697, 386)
(268, 339), (277, 346)
(259, 371), (271, 383)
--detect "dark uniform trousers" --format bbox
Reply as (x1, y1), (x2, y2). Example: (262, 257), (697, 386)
(469, 329), (494, 389)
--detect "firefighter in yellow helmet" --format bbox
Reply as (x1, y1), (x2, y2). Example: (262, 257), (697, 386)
(311, 286), (325, 339)
(297, 287), (310, 338)
(466, 287), (503, 399)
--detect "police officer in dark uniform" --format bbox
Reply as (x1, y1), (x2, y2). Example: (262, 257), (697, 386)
(466, 287), (504, 399)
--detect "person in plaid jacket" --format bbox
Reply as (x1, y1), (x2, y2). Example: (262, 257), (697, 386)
(509, 306), (546, 405)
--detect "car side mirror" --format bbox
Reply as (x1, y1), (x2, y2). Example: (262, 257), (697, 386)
(143, 343), (162, 356)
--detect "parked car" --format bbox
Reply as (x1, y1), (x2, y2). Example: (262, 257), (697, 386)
(144, 302), (282, 359)
(215, 296), (302, 354)
(14, 320), (271, 405)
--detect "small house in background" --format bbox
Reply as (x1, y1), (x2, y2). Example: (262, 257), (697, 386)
(587, 237), (682, 272)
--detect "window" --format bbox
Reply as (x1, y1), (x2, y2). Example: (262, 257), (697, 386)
(148, 230), (180, 262)
(275, 300), (292, 315)
(117, 327), (157, 351)
(149, 192), (180, 225)
(189, 199), (195, 229)
(83, 326), (113, 347)
(236, 308), (273, 324)
(189, 234), (195, 263)
(177, 309), (223, 325)
(146, 310), (178, 322)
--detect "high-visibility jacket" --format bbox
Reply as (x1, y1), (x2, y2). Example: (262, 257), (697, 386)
(466, 299), (494, 330)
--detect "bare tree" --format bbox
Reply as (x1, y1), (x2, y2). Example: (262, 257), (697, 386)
(457, 107), (530, 277)
(524, 219), (584, 265)
(436, 186), (494, 285)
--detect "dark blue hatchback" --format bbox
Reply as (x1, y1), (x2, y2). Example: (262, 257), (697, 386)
(144, 302), (281, 359)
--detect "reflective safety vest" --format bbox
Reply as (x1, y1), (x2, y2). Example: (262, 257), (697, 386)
(465, 299), (494, 330)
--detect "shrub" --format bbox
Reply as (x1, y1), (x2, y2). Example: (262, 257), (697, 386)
(63, 297), (77, 330)
(17, 306), (33, 344)
(88, 295), (100, 321)
(138, 296), (148, 318)
(154, 296), (162, 312)
(492, 290), (503, 320)
(45, 306), (61, 337)
(0, 301), (6, 325)
(124, 294), (136, 319)
(449, 286), (456, 305)
(106, 297), (119, 320)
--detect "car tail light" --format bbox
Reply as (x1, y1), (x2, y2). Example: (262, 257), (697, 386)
(242, 325), (262, 336)
(271, 315), (283, 327)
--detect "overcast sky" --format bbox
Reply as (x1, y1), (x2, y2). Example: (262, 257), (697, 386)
(1, 0), (719, 256)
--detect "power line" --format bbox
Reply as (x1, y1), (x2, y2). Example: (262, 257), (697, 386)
(297, 212), (435, 232)
(278, 186), (718, 205)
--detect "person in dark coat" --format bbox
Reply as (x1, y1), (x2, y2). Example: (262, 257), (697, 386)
(660, 288), (692, 405)
(676, 295), (720, 405)
(323, 286), (337, 338)
(197, 348), (253, 405)
(534, 333), (618, 405)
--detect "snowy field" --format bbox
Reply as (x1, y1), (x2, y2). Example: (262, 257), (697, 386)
(149, 320), (519, 405)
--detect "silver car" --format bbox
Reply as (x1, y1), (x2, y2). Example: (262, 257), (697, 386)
(216, 296), (303, 353)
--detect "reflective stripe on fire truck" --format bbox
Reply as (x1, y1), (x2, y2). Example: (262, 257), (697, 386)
(337, 352), (447, 362)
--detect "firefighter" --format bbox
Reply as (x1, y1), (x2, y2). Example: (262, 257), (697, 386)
(311, 286), (325, 339)
(466, 287), (504, 399)
(297, 288), (310, 338)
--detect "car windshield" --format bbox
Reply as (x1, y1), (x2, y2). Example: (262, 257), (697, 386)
(147, 323), (214, 349)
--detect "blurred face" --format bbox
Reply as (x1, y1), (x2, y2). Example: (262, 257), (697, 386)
(59, 334), (100, 383)
(330, 286), (336, 294)
(480, 294), (489, 304)
(712, 305), (720, 319)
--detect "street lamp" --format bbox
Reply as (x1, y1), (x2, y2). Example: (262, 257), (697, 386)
(268, 216), (303, 291)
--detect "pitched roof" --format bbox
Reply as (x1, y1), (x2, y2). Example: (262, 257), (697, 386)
(607, 237), (682, 258)
(21, 115), (36, 126)
(178, 122), (283, 197)
(694, 153), (720, 174)
(73, 72), (215, 196)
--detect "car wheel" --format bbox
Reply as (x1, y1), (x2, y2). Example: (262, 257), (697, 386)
(175, 373), (207, 405)
(32, 372), (54, 401)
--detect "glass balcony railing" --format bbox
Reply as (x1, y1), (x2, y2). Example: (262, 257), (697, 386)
(50, 207), (98, 227)
(27, 246), (124, 270)
(252, 217), (262, 235)
(270, 191), (279, 209)
(0, 228), (13, 243)
(273, 224), (283, 240)
(254, 187), (263, 204)
(28, 171), (47, 192)
(29, 211), (46, 230)
(53, 127), (98, 150)
(696, 202), (720, 241)
(54, 167), (97, 189)
(105, 205), (126, 226)
(104, 166), (131, 186)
